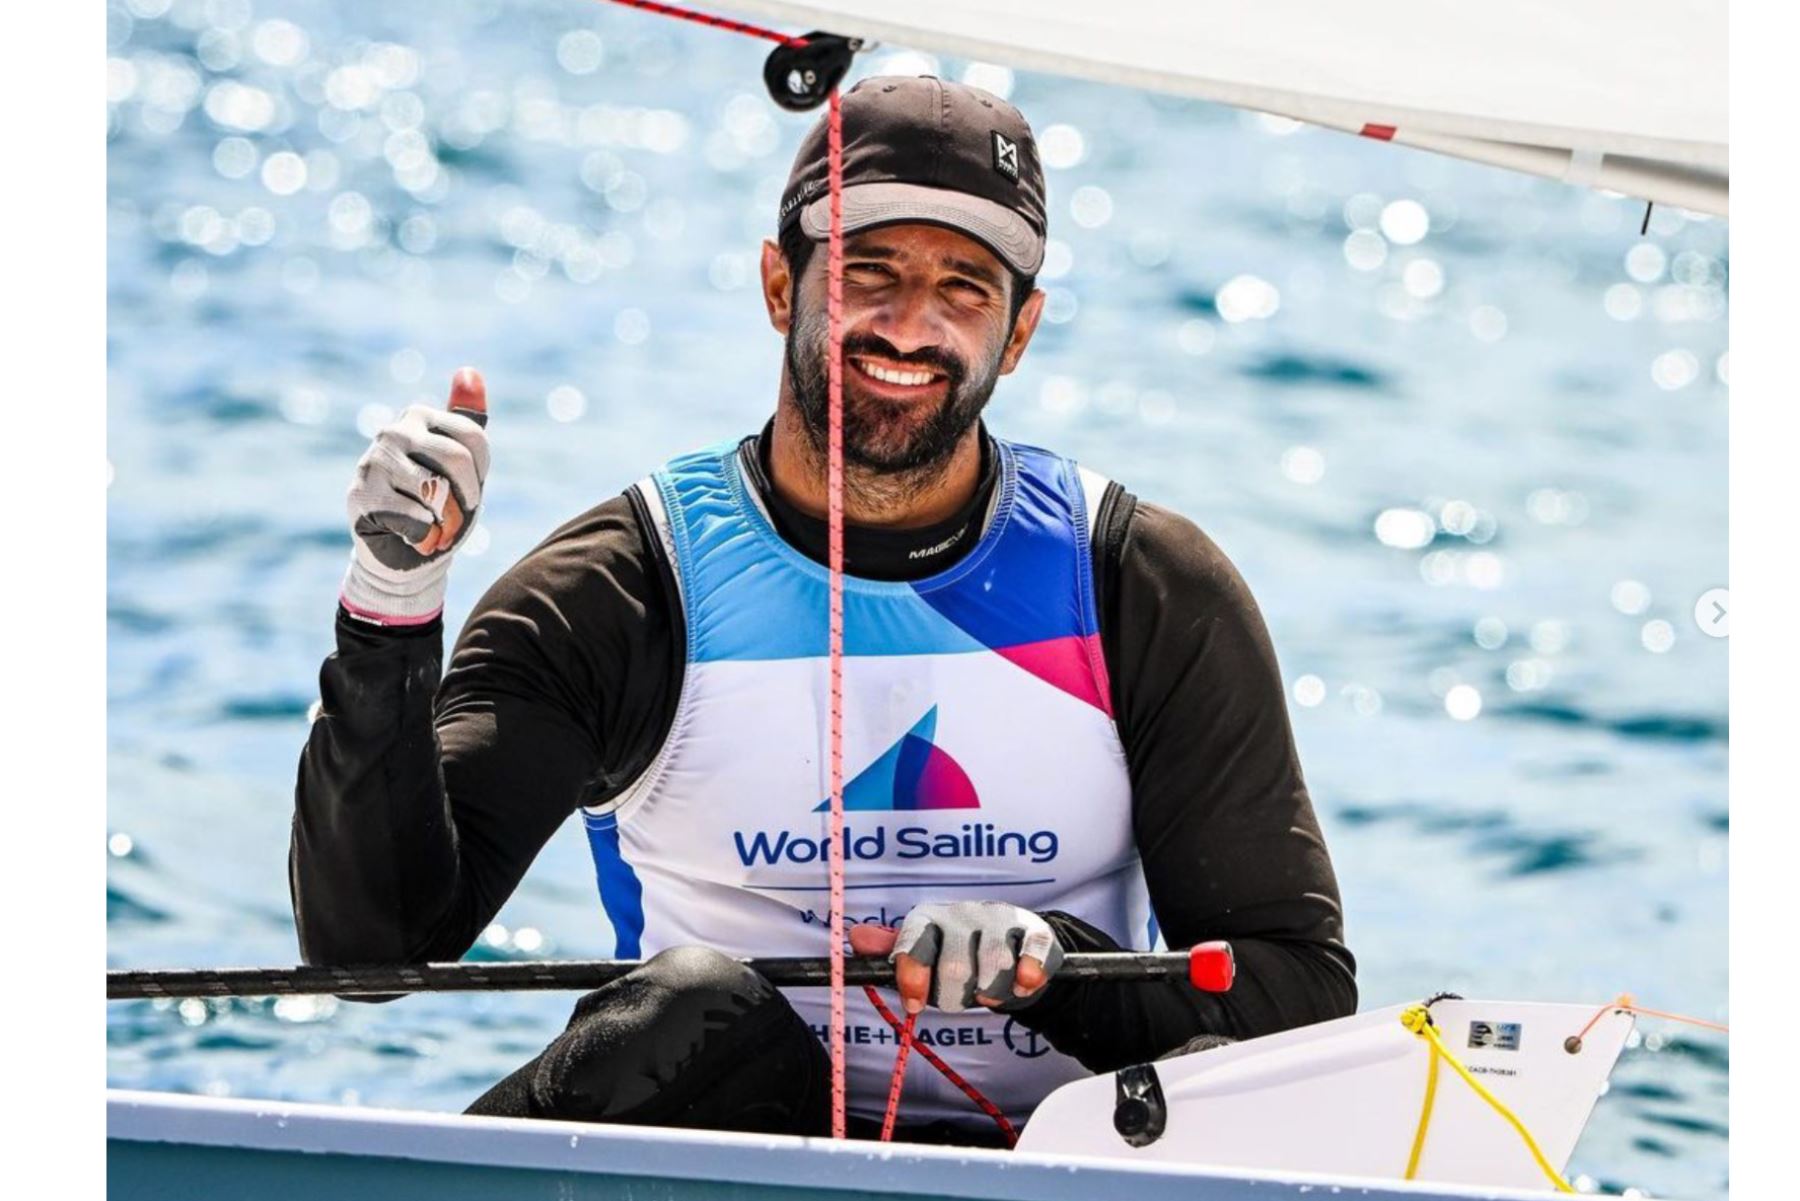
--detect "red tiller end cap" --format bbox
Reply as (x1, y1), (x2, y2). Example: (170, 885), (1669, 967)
(1188, 941), (1235, 992)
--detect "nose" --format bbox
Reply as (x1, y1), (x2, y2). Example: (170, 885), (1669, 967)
(863, 283), (947, 358)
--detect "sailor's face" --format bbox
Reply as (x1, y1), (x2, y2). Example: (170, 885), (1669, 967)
(774, 223), (1043, 473)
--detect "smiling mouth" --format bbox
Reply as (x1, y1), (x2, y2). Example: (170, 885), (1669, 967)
(848, 355), (948, 391)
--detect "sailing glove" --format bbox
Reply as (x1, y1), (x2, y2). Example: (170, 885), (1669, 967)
(340, 401), (489, 625)
(892, 901), (1065, 1013)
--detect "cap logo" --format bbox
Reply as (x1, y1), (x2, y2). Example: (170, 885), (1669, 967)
(991, 132), (1020, 182)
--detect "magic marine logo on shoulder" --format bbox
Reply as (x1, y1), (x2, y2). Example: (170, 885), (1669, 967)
(731, 707), (1062, 868)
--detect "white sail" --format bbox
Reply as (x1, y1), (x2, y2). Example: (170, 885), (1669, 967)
(718, 0), (1728, 214)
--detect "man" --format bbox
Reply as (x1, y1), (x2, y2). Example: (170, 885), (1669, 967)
(292, 76), (1354, 1145)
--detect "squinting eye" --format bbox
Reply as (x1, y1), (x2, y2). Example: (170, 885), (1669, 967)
(948, 280), (988, 297)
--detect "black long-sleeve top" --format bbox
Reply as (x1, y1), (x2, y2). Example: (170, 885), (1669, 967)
(290, 427), (1355, 1072)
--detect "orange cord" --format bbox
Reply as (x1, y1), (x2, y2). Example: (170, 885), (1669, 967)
(1572, 993), (1729, 1046)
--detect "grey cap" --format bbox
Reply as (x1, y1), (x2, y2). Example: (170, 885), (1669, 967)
(777, 75), (1048, 276)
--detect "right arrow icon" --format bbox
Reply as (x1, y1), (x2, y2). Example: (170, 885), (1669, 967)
(1694, 588), (1729, 638)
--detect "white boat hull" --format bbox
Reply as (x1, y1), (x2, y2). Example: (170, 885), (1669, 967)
(108, 1088), (1576, 1201)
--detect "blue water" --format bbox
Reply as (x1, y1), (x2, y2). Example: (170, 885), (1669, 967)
(105, 1), (1728, 1196)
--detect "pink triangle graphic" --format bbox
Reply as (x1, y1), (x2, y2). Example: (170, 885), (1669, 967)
(994, 633), (1112, 716)
(913, 744), (979, 810)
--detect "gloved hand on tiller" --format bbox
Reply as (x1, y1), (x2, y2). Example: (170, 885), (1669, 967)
(875, 901), (1066, 1015)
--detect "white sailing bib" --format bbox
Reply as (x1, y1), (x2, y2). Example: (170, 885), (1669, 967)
(582, 437), (1146, 1129)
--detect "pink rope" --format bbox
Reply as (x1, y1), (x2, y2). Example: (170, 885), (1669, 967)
(824, 84), (848, 1141)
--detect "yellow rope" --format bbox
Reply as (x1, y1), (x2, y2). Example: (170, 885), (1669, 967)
(1403, 1023), (1440, 1178)
(1399, 1005), (1575, 1194)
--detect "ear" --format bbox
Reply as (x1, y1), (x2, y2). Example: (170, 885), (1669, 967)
(998, 287), (1047, 376)
(760, 238), (794, 335)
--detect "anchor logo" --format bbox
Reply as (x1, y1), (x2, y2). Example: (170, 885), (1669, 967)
(1002, 1017), (1049, 1058)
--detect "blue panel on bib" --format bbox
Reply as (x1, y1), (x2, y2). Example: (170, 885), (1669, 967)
(583, 812), (645, 958)
(655, 443), (987, 663)
(693, 567), (987, 662)
(912, 450), (1099, 647)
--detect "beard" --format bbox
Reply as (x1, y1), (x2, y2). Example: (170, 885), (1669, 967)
(785, 305), (1003, 480)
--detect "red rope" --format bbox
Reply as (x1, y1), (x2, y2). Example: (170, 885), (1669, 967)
(600, 0), (807, 45)
(863, 987), (1020, 1148)
(875, 993), (917, 1141)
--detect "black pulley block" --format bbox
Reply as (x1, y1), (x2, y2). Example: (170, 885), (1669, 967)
(763, 33), (858, 111)
(1113, 1062), (1168, 1148)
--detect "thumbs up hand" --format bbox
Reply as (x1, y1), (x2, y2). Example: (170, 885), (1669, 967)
(339, 368), (491, 626)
